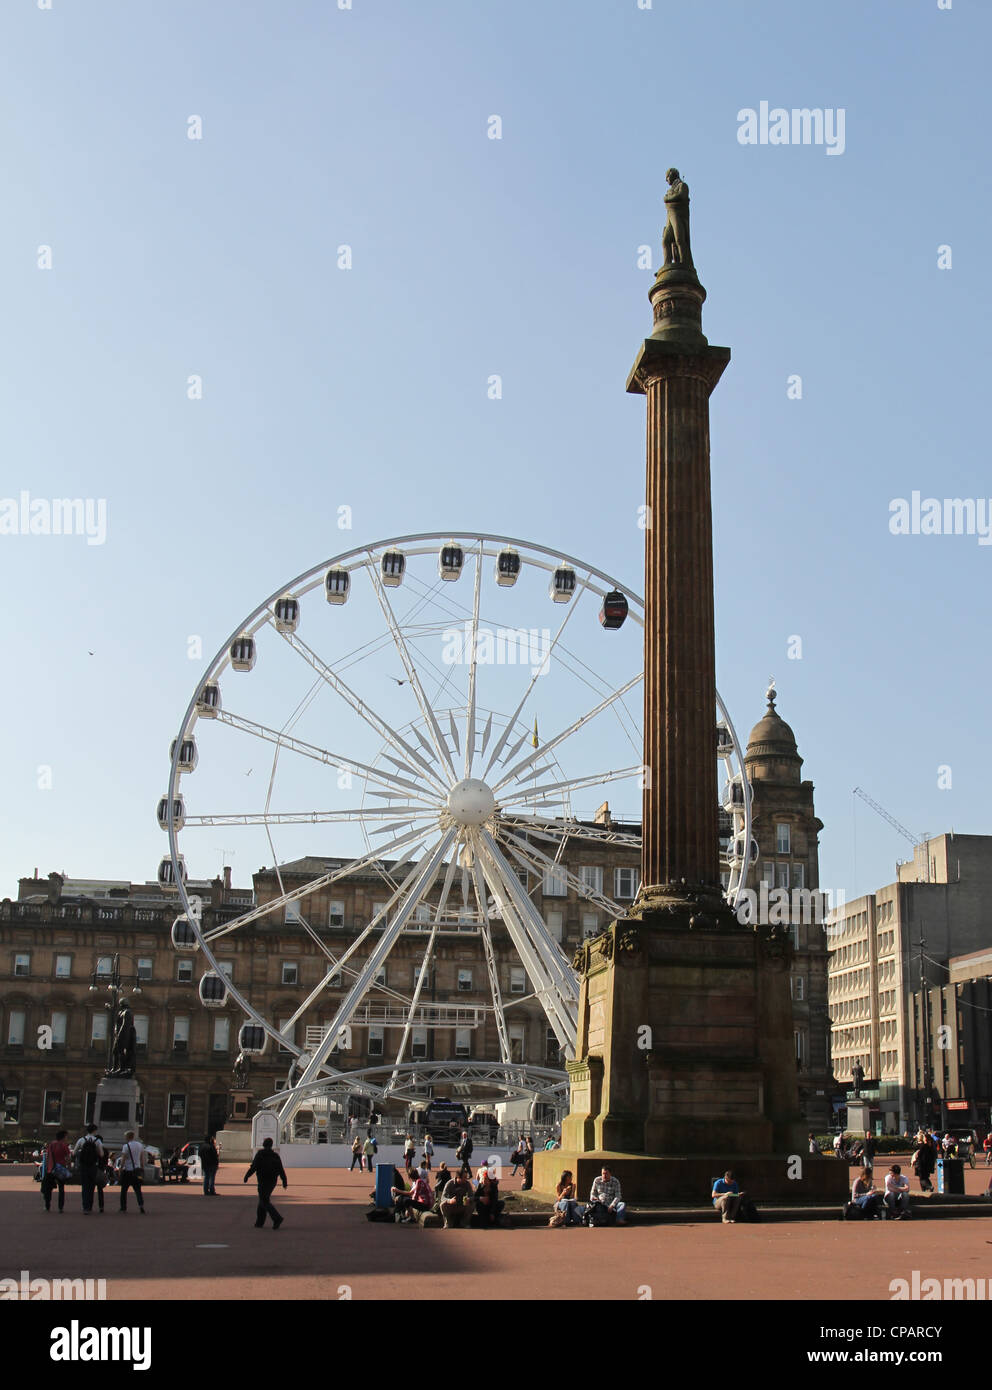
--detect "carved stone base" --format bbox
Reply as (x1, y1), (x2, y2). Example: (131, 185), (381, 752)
(563, 901), (806, 1161)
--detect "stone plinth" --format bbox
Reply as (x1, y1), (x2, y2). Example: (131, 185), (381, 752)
(94, 1075), (140, 1148)
(562, 903), (806, 1162)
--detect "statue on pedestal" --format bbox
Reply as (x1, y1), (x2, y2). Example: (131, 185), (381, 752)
(232, 1052), (251, 1090)
(109, 1002), (136, 1077)
(851, 1061), (864, 1098)
(661, 168), (694, 271)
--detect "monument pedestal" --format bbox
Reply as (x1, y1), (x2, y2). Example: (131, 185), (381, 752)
(215, 1087), (255, 1162)
(846, 1099), (872, 1135)
(94, 1075), (140, 1149)
(539, 902), (848, 1203)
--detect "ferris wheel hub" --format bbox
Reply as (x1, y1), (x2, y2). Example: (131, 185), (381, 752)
(446, 777), (497, 827)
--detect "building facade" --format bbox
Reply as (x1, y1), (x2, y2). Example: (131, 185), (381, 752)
(743, 688), (834, 1129)
(827, 834), (992, 1132)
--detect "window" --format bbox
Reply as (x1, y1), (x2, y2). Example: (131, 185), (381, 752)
(213, 1017), (230, 1052)
(581, 912), (599, 938)
(328, 900), (345, 928)
(513, 866), (529, 890)
(455, 1027), (471, 1058)
(413, 904), (432, 925)
(3, 1090), (21, 1123)
(7, 1009), (26, 1046)
(776, 824), (791, 855)
(544, 910), (563, 942)
(543, 866), (567, 898)
(411, 1028), (427, 1061)
(775, 863), (790, 890)
(285, 899), (302, 923)
(578, 865), (603, 894)
(91, 1013), (108, 1045)
(167, 1093), (187, 1128)
(509, 1023), (526, 1063)
(176, 959), (193, 983)
(328, 970), (342, 989)
(794, 1030), (807, 1065)
(14, 954), (30, 978)
(43, 1090), (63, 1125)
(457, 969), (473, 993)
(51, 1011), (67, 1047)
(510, 967), (526, 994)
(218, 960), (234, 981)
(760, 863), (775, 887)
(791, 975), (805, 1002)
(278, 1019), (294, 1053)
(371, 901), (387, 924)
(134, 1015), (149, 1051)
(792, 864), (805, 890)
(614, 867), (640, 899)
(55, 954), (72, 978)
(368, 1026), (384, 1058)
(546, 1027), (561, 1064)
(373, 966), (387, 987)
(281, 962), (299, 985)
(137, 958), (153, 981)
(173, 1017), (190, 1052)
(95, 957), (112, 978)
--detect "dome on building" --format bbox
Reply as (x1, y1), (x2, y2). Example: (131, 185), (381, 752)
(746, 681), (800, 761)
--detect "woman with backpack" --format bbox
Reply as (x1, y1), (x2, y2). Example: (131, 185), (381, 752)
(350, 1135), (364, 1171)
(42, 1130), (72, 1212)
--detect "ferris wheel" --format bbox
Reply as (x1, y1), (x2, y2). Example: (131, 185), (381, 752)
(160, 533), (753, 1129)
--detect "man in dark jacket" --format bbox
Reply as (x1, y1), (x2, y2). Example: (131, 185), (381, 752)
(199, 1133), (220, 1197)
(244, 1138), (288, 1228)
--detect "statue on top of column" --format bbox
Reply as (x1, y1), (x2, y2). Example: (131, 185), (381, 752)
(662, 168), (694, 272)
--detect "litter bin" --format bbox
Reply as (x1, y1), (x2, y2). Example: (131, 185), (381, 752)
(936, 1157), (965, 1195)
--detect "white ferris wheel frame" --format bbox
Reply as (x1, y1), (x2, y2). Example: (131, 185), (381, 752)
(164, 532), (753, 1132)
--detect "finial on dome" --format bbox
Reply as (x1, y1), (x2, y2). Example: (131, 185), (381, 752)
(766, 677), (777, 710)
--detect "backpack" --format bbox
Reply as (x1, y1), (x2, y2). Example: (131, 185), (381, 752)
(584, 1201), (615, 1227)
(843, 1201), (865, 1221)
(77, 1136), (99, 1171)
(737, 1195), (761, 1223)
(365, 1206), (393, 1223)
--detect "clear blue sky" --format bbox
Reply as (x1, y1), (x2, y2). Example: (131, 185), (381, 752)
(1, 0), (988, 905)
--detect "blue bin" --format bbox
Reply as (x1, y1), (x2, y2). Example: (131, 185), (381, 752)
(374, 1164), (394, 1209)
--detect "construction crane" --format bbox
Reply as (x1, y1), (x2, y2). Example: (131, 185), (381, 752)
(852, 787), (930, 882)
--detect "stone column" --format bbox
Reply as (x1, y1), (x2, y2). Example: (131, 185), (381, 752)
(626, 266), (729, 896)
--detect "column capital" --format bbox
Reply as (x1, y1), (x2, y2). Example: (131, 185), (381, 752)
(626, 339), (731, 396)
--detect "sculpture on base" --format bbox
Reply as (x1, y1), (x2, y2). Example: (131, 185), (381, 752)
(661, 167), (694, 271)
(108, 1001), (136, 1077)
(851, 1061), (864, 1099)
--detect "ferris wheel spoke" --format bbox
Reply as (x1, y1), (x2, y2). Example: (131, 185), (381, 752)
(214, 710), (439, 804)
(384, 922), (440, 1094)
(481, 594), (583, 780)
(496, 827), (627, 919)
(201, 822), (435, 942)
(500, 764), (643, 806)
(463, 540), (484, 777)
(271, 831), (451, 1045)
(183, 806), (438, 828)
(500, 813), (642, 847)
(367, 560), (459, 784)
(467, 845), (512, 1064)
(492, 673), (643, 792)
(280, 830), (458, 1109)
(276, 629), (449, 796)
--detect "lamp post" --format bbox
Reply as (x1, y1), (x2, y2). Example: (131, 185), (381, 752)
(88, 953), (144, 1074)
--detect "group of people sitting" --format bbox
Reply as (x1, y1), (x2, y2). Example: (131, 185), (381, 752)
(389, 1160), (505, 1228)
(848, 1164), (912, 1219)
(552, 1165), (627, 1227)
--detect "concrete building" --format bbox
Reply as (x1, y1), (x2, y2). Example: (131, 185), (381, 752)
(827, 834), (992, 1132)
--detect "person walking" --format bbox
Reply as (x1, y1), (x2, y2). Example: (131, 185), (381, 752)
(403, 1134), (416, 1172)
(73, 1124), (104, 1214)
(455, 1130), (473, 1169)
(94, 1132), (110, 1212)
(423, 1134), (434, 1170)
(118, 1131), (147, 1213)
(42, 1130), (72, 1213)
(244, 1137), (288, 1229)
(199, 1133), (220, 1196)
(350, 1135), (364, 1171)
(362, 1134), (376, 1173)
(912, 1139), (936, 1194)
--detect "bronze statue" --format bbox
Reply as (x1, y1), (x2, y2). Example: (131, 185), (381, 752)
(662, 167), (694, 271)
(232, 1052), (251, 1089)
(851, 1061), (864, 1098)
(109, 1002), (136, 1076)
